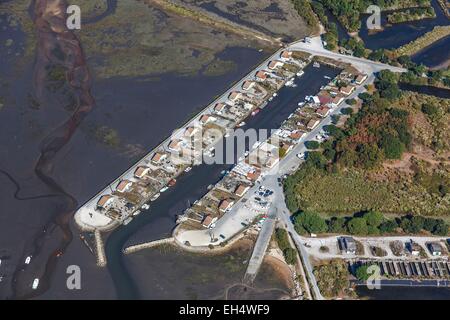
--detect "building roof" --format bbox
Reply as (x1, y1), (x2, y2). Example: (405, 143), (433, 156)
(342, 236), (356, 252)
(290, 130), (304, 140)
(340, 85), (355, 95)
(316, 106), (330, 117)
(255, 70), (267, 80)
(246, 169), (261, 181)
(168, 139), (181, 150)
(242, 80), (255, 91)
(219, 199), (234, 211)
(229, 91), (241, 101)
(235, 184), (249, 197)
(355, 74), (367, 83)
(134, 166), (149, 178)
(202, 215), (214, 228)
(116, 180), (132, 193)
(268, 60), (283, 69)
(331, 95), (344, 105)
(280, 50), (292, 59)
(318, 94), (332, 105)
(184, 126), (198, 137)
(429, 242), (442, 253)
(307, 119), (320, 129)
(97, 195), (113, 208)
(152, 152), (166, 163)
(214, 103), (226, 112)
(199, 114), (211, 123)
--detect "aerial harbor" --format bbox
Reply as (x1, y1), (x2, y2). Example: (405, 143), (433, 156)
(1, 0), (449, 306)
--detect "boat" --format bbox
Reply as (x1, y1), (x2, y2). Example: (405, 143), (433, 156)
(268, 97), (273, 102)
(324, 75), (331, 80)
(296, 71), (304, 77)
(251, 109), (260, 116)
(123, 217), (133, 225)
(160, 186), (169, 193)
(25, 256), (31, 265)
(133, 210), (141, 216)
(168, 179), (177, 187)
(237, 121), (246, 127)
(150, 193), (160, 201)
(184, 166), (192, 173)
(272, 92), (277, 97)
(32, 278), (39, 290)
(313, 62), (320, 68)
(224, 132), (230, 138)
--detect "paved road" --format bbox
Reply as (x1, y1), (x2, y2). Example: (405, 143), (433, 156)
(243, 206), (277, 284)
(290, 37), (406, 74)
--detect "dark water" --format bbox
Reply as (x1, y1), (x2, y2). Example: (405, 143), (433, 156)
(105, 64), (341, 299)
(411, 35), (450, 68)
(0, 41), (267, 299)
(356, 286), (450, 300)
(198, 2), (292, 42)
(400, 82), (450, 98)
(359, 0), (449, 50)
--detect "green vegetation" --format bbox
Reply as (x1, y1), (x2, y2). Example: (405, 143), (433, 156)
(311, 2), (339, 50)
(340, 38), (367, 57)
(284, 70), (450, 225)
(314, 260), (350, 298)
(320, 0), (431, 32)
(293, 211), (327, 235)
(355, 264), (378, 281)
(387, 7), (435, 24)
(394, 25), (450, 57)
(305, 140), (320, 150)
(291, 0), (319, 29)
(275, 228), (297, 265)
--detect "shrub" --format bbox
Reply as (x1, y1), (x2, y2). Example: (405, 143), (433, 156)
(347, 217), (368, 235)
(305, 140), (320, 150)
(293, 211), (328, 234)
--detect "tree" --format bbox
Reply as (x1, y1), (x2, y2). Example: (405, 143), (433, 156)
(355, 264), (376, 281)
(421, 103), (438, 117)
(410, 216), (425, 233)
(341, 107), (353, 115)
(275, 228), (290, 251)
(283, 248), (297, 265)
(305, 140), (320, 150)
(379, 220), (398, 234)
(306, 151), (327, 169)
(381, 135), (405, 159)
(328, 217), (347, 233)
(423, 218), (438, 232)
(363, 210), (384, 228)
(432, 220), (448, 236)
(293, 211), (328, 234)
(347, 217), (368, 235)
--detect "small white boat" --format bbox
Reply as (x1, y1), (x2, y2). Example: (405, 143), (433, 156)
(160, 186), (169, 193)
(184, 166), (192, 173)
(237, 121), (246, 127)
(313, 62), (320, 68)
(150, 193), (160, 201)
(296, 71), (304, 77)
(272, 93), (278, 97)
(324, 76), (331, 80)
(123, 217), (133, 225)
(133, 210), (141, 217)
(32, 278), (39, 290)
(141, 204), (150, 210)
(224, 133), (230, 138)
(25, 256), (31, 265)
(268, 97), (273, 102)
